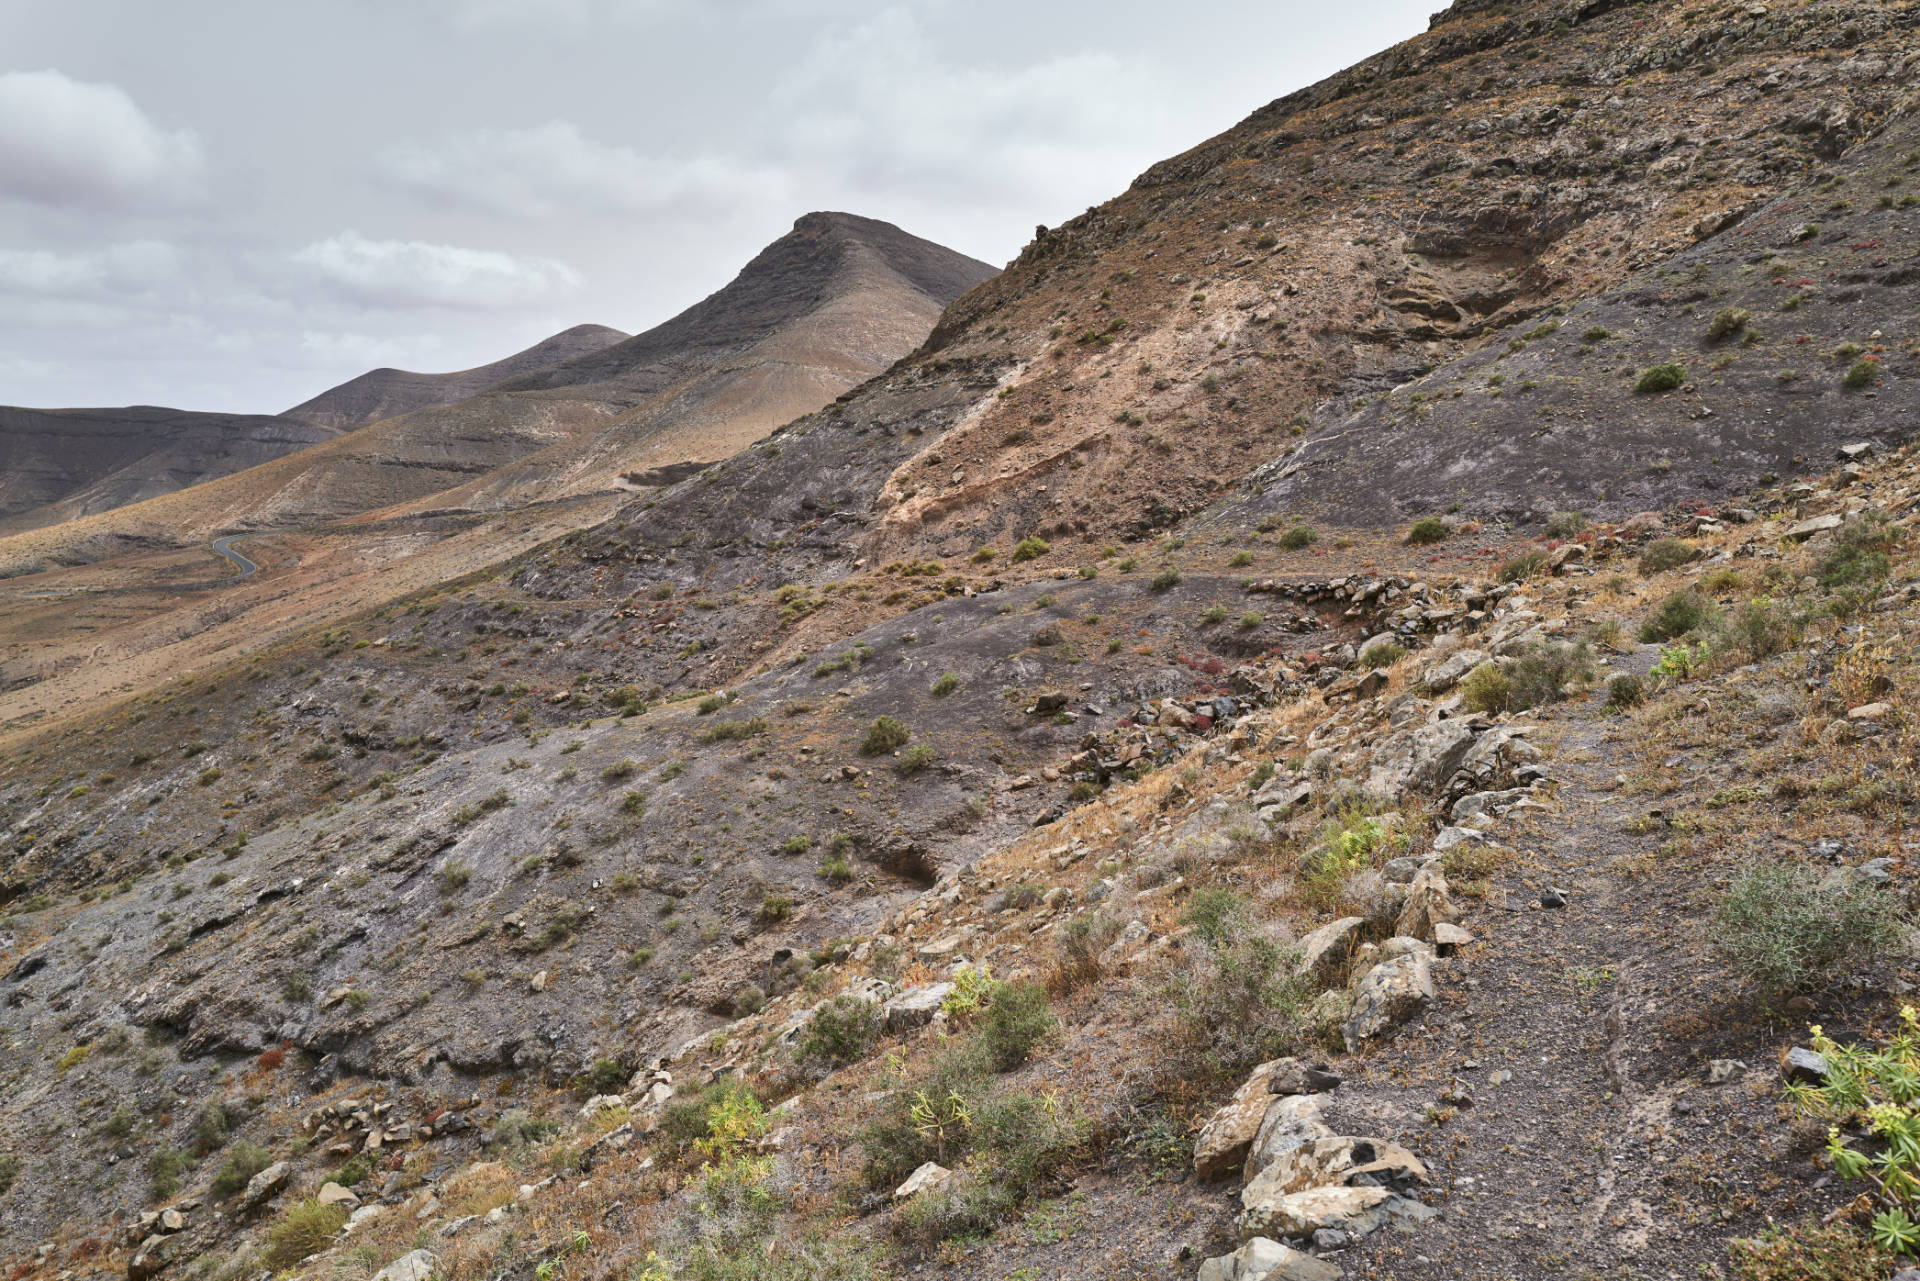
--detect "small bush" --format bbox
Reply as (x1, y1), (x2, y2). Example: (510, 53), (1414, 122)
(799, 995), (882, 1064)
(1498, 550), (1548, 583)
(1149, 567), (1181, 591)
(696, 694), (727, 716)
(1506, 640), (1594, 710)
(700, 717), (767, 743)
(1844, 356), (1881, 389)
(930, 673), (959, 698)
(149, 1148), (191, 1198)
(859, 716), (911, 755)
(1728, 1219), (1894, 1281)
(621, 790), (647, 815)
(1705, 307), (1750, 341)
(263, 1199), (349, 1270)
(1278, 524), (1317, 550)
(1724, 598), (1796, 658)
(437, 862), (472, 893)
(758, 893), (792, 924)
(1406, 517), (1448, 545)
(210, 1141), (273, 1198)
(1815, 515), (1897, 590)
(819, 854), (853, 885)
(897, 745), (936, 776)
(733, 985), (766, 1016)
(1161, 896), (1322, 1077)
(1010, 536), (1051, 563)
(1638, 538), (1694, 575)
(602, 760), (637, 782)
(1605, 674), (1646, 710)
(1046, 914), (1122, 994)
(1640, 590), (1718, 642)
(1708, 859), (1906, 993)
(1634, 362), (1687, 393)
(781, 835), (813, 856)
(1458, 662), (1512, 714)
(193, 1102), (230, 1155)
(1359, 640), (1405, 670)
(1544, 510), (1587, 539)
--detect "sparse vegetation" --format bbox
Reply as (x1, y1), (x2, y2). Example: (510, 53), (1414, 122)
(859, 716), (911, 755)
(1708, 859), (1905, 993)
(1634, 362), (1687, 393)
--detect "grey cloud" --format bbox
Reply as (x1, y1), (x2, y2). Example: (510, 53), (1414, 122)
(0, 69), (202, 207)
(290, 232), (582, 311)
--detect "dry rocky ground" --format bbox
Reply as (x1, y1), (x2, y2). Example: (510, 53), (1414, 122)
(5, 0), (1920, 1279)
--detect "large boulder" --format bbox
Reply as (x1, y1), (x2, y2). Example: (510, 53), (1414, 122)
(1393, 866), (1455, 942)
(1194, 1059), (1293, 1181)
(882, 983), (953, 1032)
(1343, 952), (1435, 1052)
(371, 1250), (438, 1281)
(1363, 722), (1478, 804)
(1295, 916), (1365, 987)
(128, 1234), (186, 1281)
(240, 1161), (289, 1212)
(1243, 1136), (1428, 1200)
(1423, 649), (1487, 694)
(1196, 1236), (1341, 1281)
(1244, 1094), (1335, 1184)
(1239, 1184), (1391, 1240)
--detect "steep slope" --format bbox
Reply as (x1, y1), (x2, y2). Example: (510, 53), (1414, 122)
(280, 323), (630, 430)
(7, 3), (1920, 1280)
(0, 406), (337, 534)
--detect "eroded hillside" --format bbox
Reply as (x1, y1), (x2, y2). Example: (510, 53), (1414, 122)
(3, 0), (1920, 1279)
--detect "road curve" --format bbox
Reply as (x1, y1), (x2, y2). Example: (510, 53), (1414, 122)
(210, 535), (258, 580)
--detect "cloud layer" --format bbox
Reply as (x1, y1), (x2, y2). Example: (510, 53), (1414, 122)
(0, 69), (202, 207)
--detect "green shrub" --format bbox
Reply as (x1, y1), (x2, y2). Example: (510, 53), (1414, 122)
(1160, 898), (1322, 1077)
(930, 673), (959, 697)
(1724, 598), (1796, 658)
(263, 1199), (350, 1270)
(1640, 590), (1718, 642)
(979, 982), (1055, 1071)
(1497, 551), (1548, 583)
(781, 835), (813, 856)
(859, 716), (910, 755)
(210, 1141), (273, 1197)
(1705, 307), (1750, 341)
(1605, 674), (1646, 710)
(1638, 538), (1694, 575)
(1506, 639), (1594, 710)
(1544, 510), (1587, 539)
(602, 760), (637, 782)
(733, 985), (766, 1016)
(700, 717), (767, 743)
(819, 854), (853, 886)
(1844, 356), (1881, 389)
(149, 1147), (191, 1198)
(1010, 536), (1051, 563)
(1358, 640), (1405, 670)
(1707, 859), (1906, 993)
(621, 790), (647, 816)
(193, 1102), (230, 1155)
(1728, 1218), (1895, 1281)
(1634, 362), (1687, 393)
(1459, 662), (1512, 714)
(1405, 517), (1448, 545)
(1045, 914), (1122, 994)
(1815, 515), (1897, 590)
(696, 694), (727, 716)
(897, 745), (936, 776)
(1200, 604), (1228, 625)
(1229, 550), (1254, 567)
(1278, 524), (1318, 550)
(758, 893), (792, 924)
(799, 995), (882, 1064)
(1149, 567), (1181, 591)
(437, 862), (472, 893)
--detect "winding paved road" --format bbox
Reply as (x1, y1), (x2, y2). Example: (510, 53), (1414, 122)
(210, 535), (258, 580)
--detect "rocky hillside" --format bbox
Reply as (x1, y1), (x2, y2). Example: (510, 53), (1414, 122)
(281, 325), (631, 432)
(3, 1), (1920, 1279)
(0, 406), (337, 535)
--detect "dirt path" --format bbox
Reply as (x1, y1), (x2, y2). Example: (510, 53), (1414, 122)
(1332, 659), (1862, 1281)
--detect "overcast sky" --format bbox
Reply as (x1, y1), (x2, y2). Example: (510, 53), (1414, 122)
(0, 0), (1434, 414)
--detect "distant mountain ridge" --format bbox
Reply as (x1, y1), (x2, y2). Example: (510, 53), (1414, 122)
(281, 323), (631, 430)
(0, 405), (337, 533)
